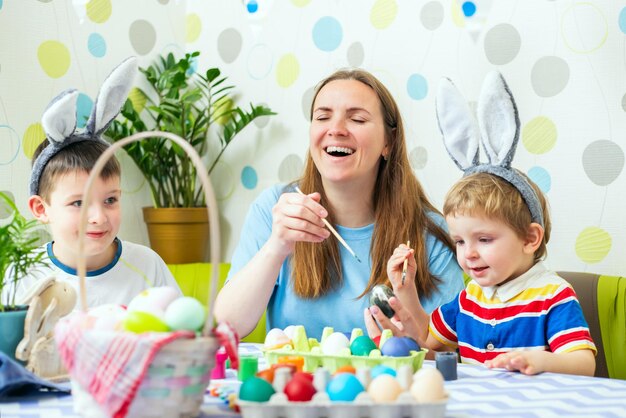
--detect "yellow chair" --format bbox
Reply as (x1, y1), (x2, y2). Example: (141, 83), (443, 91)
(167, 263), (267, 343)
(558, 271), (626, 380)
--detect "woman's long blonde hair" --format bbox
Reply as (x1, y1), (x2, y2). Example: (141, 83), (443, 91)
(292, 69), (454, 299)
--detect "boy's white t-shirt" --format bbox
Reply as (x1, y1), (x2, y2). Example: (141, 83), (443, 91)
(3, 239), (181, 308)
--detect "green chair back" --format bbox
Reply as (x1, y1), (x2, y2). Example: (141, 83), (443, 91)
(167, 263), (267, 343)
(558, 271), (626, 380)
(598, 275), (626, 380)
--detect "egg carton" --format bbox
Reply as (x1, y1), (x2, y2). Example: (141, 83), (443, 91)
(238, 392), (447, 418)
(264, 327), (426, 373)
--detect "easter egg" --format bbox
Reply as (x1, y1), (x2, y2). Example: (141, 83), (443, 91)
(123, 310), (169, 333)
(256, 368), (275, 383)
(411, 368), (446, 402)
(326, 373), (364, 402)
(333, 365), (356, 375)
(283, 325), (297, 340)
(402, 336), (421, 352)
(88, 304), (127, 330)
(381, 336), (411, 357)
(127, 286), (179, 313)
(321, 332), (350, 355)
(264, 328), (291, 349)
(368, 374), (403, 402)
(239, 376), (276, 402)
(164, 297), (206, 331)
(284, 374), (316, 402)
(371, 364), (397, 378)
(368, 284), (395, 318)
(350, 335), (377, 356)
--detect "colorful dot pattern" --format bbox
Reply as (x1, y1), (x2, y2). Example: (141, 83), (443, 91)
(0, 1), (624, 274)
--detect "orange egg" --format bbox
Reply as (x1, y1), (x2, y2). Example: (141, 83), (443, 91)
(334, 365), (357, 375)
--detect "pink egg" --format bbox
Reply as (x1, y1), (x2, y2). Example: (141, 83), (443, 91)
(127, 286), (179, 312)
(87, 304), (127, 330)
(264, 328), (291, 349)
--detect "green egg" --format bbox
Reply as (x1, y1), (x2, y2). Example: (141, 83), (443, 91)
(239, 376), (276, 402)
(350, 335), (377, 356)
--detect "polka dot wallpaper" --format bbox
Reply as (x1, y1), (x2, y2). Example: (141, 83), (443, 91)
(0, 0), (625, 276)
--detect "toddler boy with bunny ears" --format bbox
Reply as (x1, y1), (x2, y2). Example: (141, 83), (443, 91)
(367, 72), (596, 376)
(3, 58), (181, 308)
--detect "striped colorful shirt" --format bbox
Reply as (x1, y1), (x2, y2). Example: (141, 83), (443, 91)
(429, 262), (597, 365)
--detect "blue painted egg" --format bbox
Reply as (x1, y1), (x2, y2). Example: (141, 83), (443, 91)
(370, 364), (397, 378)
(326, 373), (364, 402)
(402, 336), (421, 352)
(381, 336), (411, 357)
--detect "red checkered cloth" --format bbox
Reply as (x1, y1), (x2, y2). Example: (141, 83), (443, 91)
(55, 313), (196, 418)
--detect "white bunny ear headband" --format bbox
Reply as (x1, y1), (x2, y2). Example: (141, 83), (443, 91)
(436, 71), (544, 227)
(29, 57), (138, 196)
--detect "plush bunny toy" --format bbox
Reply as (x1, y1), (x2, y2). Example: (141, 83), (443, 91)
(435, 71), (544, 228)
(29, 57), (138, 196)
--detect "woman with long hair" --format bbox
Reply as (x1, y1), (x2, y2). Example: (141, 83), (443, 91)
(214, 69), (464, 339)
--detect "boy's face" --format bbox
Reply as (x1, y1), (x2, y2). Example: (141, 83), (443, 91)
(446, 213), (536, 288)
(31, 171), (122, 270)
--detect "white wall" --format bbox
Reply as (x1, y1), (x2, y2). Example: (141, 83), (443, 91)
(1, 0), (625, 275)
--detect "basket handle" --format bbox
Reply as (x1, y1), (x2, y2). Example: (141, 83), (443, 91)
(76, 131), (220, 336)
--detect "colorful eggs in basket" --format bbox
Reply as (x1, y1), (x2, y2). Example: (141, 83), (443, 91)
(239, 376), (276, 402)
(326, 373), (364, 402)
(350, 335), (377, 356)
(164, 296), (206, 331)
(120, 287), (208, 334)
(321, 332), (350, 355)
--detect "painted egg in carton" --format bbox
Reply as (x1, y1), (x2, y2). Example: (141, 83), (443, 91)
(263, 325), (427, 373)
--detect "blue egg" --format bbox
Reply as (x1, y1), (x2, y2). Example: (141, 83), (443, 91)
(381, 336), (411, 357)
(402, 336), (421, 352)
(370, 364), (396, 378)
(326, 373), (364, 402)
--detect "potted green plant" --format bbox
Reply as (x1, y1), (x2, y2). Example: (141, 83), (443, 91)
(0, 192), (48, 361)
(106, 52), (275, 263)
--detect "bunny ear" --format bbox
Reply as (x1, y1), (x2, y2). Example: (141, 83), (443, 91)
(477, 71), (520, 168)
(85, 56), (138, 137)
(41, 89), (79, 143)
(436, 77), (480, 171)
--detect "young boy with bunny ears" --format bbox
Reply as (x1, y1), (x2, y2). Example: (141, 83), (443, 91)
(366, 72), (596, 376)
(2, 58), (181, 308)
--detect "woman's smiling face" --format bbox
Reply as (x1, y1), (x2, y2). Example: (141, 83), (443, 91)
(309, 79), (388, 187)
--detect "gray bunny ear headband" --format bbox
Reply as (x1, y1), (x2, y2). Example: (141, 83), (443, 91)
(436, 71), (544, 227)
(29, 57), (138, 196)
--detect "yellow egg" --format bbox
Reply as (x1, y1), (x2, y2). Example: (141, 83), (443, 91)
(367, 374), (402, 403)
(410, 368), (446, 402)
(123, 310), (169, 333)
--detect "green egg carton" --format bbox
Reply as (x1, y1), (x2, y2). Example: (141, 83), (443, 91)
(263, 326), (427, 374)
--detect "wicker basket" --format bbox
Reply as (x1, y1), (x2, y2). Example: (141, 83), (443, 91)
(67, 131), (223, 418)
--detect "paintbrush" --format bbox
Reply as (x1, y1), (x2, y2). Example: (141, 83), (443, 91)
(401, 240), (410, 285)
(295, 186), (361, 263)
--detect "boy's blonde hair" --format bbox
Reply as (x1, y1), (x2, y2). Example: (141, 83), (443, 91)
(443, 172), (551, 261)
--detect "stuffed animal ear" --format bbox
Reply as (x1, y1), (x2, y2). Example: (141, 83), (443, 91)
(85, 56), (138, 137)
(476, 71), (520, 168)
(436, 77), (480, 170)
(41, 89), (79, 144)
